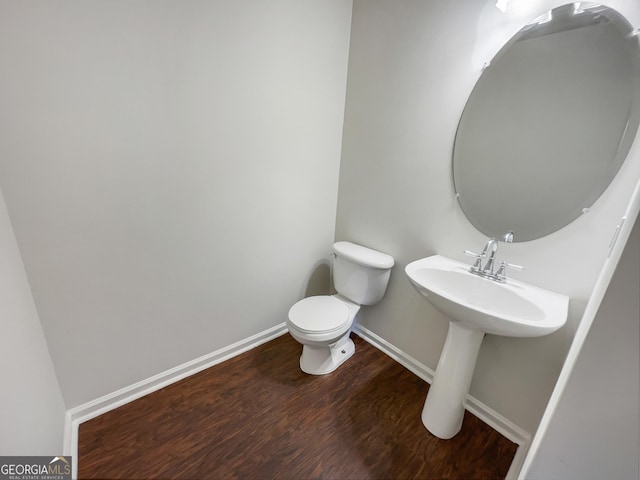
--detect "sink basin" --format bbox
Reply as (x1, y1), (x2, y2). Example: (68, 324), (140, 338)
(405, 255), (568, 337)
(404, 254), (569, 439)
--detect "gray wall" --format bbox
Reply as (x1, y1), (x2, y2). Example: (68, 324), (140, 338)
(526, 217), (639, 479)
(0, 190), (66, 454)
(0, 0), (352, 408)
(337, 0), (640, 433)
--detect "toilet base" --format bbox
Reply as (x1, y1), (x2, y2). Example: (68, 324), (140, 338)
(299, 333), (355, 375)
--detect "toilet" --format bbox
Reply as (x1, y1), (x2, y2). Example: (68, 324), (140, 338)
(287, 241), (394, 375)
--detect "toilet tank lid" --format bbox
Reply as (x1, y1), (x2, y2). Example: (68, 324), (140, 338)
(333, 241), (394, 269)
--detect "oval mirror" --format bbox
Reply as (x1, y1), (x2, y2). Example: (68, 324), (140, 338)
(453, 3), (640, 241)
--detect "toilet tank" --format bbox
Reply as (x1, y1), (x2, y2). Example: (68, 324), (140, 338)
(332, 241), (394, 305)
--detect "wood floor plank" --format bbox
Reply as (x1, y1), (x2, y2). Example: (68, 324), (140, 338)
(79, 333), (517, 479)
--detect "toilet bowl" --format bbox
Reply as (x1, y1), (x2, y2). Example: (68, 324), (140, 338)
(287, 241), (394, 375)
(287, 295), (361, 374)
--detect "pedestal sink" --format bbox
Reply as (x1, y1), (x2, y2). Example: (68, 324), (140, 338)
(405, 255), (569, 439)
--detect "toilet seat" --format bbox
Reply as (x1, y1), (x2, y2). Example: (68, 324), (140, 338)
(288, 296), (351, 334)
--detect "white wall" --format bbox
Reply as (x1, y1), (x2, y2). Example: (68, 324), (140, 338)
(0, 0), (352, 408)
(337, 0), (640, 433)
(0, 189), (66, 454)
(525, 217), (639, 479)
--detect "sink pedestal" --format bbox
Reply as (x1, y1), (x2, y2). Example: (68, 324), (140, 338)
(422, 321), (484, 439)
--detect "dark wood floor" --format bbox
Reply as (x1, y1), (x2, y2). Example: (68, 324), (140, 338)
(79, 333), (517, 479)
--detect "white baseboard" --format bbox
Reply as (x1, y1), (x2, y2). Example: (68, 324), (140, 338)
(352, 323), (531, 480)
(351, 324), (435, 383)
(63, 323), (288, 479)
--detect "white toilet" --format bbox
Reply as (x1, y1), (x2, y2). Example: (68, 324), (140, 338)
(287, 241), (394, 375)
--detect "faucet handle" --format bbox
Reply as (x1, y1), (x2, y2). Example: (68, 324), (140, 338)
(464, 250), (485, 272)
(495, 260), (524, 280)
(504, 261), (524, 271)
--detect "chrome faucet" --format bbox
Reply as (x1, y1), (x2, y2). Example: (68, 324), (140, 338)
(481, 238), (499, 275)
(464, 232), (523, 282)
